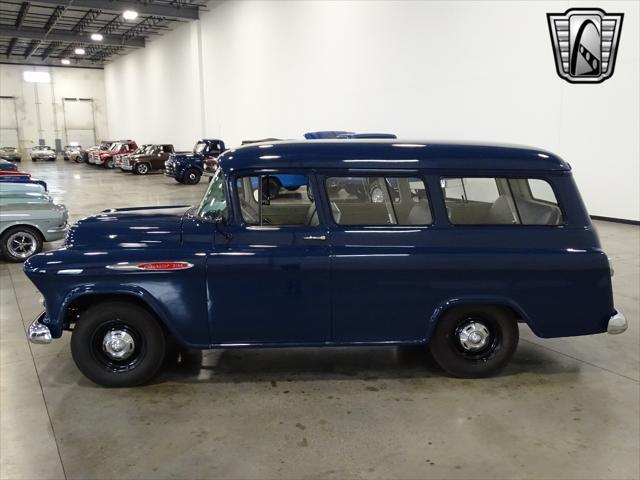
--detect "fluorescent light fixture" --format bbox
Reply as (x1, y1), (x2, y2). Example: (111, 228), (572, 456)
(122, 9), (138, 20)
(23, 71), (50, 83)
(60, 58), (71, 65)
(74, 47), (86, 55)
(90, 33), (103, 41)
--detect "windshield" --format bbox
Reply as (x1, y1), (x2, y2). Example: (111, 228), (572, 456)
(109, 143), (122, 151)
(194, 142), (207, 154)
(196, 170), (228, 220)
(2, 147), (16, 152)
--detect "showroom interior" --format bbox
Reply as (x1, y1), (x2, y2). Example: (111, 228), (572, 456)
(0, 0), (638, 479)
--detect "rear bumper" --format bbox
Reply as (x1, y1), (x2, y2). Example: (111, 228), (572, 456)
(607, 310), (627, 334)
(28, 312), (52, 344)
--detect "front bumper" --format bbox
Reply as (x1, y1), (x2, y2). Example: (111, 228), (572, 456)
(44, 224), (68, 242)
(607, 310), (627, 334)
(28, 312), (52, 344)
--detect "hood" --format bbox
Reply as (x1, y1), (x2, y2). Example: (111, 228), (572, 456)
(170, 152), (203, 163)
(64, 205), (192, 249)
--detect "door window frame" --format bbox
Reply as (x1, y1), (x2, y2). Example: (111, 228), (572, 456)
(229, 169), (328, 230)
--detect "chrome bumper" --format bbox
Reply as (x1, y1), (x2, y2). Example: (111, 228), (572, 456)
(607, 311), (627, 335)
(28, 313), (52, 344)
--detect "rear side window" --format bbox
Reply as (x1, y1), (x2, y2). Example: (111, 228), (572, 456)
(325, 176), (432, 225)
(442, 177), (563, 225)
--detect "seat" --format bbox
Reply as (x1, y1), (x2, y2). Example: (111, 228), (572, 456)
(486, 195), (518, 224)
(406, 202), (432, 225)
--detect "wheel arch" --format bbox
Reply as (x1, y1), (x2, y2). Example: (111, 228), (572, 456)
(427, 296), (535, 339)
(60, 290), (190, 346)
(1, 222), (45, 241)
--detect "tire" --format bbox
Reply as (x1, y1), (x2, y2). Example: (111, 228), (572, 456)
(174, 177), (184, 183)
(0, 226), (43, 262)
(183, 168), (201, 185)
(64, 156), (69, 161)
(105, 158), (114, 169)
(71, 301), (167, 388)
(134, 163), (150, 175)
(428, 306), (518, 378)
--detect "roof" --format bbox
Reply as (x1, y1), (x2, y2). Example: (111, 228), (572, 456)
(218, 140), (570, 173)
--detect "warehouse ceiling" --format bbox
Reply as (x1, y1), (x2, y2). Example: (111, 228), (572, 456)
(0, 0), (206, 68)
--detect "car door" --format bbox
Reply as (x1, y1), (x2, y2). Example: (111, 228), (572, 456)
(208, 171), (331, 344)
(323, 173), (436, 343)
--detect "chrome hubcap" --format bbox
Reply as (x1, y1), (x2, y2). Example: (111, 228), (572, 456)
(7, 232), (37, 258)
(139, 165), (148, 173)
(458, 322), (490, 351)
(102, 330), (135, 360)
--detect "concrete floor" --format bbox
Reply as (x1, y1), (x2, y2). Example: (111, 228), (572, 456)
(1, 159), (639, 480)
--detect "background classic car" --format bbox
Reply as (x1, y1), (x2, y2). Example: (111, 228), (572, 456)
(122, 144), (175, 174)
(30, 145), (57, 161)
(0, 146), (22, 162)
(23, 140), (624, 388)
(1, 182), (68, 261)
(0, 159), (18, 171)
(63, 145), (84, 162)
(164, 139), (225, 184)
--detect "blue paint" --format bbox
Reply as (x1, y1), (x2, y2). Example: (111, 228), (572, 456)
(25, 140), (615, 349)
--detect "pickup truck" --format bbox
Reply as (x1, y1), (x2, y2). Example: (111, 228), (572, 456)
(90, 140), (138, 169)
(122, 144), (175, 175)
(164, 139), (225, 184)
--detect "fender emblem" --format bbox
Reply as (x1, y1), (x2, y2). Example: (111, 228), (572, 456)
(107, 262), (193, 271)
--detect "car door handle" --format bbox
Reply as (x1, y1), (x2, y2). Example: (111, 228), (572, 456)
(303, 235), (327, 241)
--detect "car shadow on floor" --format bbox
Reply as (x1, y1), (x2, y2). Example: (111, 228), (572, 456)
(152, 340), (578, 386)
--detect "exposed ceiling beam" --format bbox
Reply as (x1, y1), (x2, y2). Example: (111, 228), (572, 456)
(1, 55), (103, 68)
(0, 25), (145, 48)
(25, 4), (66, 59)
(24, 39), (39, 58)
(15, 2), (31, 29)
(6, 38), (18, 57)
(28, 0), (199, 20)
(72, 8), (101, 33)
(40, 40), (60, 60)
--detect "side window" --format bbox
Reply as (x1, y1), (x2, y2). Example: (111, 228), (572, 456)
(442, 177), (563, 225)
(509, 178), (564, 225)
(325, 176), (432, 225)
(235, 174), (315, 226)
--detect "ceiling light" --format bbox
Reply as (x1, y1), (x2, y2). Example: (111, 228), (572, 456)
(74, 47), (85, 55)
(90, 33), (103, 41)
(61, 58), (71, 65)
(122, 10), (138, 20)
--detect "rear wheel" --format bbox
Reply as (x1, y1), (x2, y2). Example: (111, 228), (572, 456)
(0, 226), (43, 262)
(428, 306), (518, 378)
(183, 168), (201, 185)
(71, 301), (167, 387)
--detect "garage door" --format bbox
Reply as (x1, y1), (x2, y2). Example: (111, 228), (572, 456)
(62, 98), (95, 149)
(0, 97), (20, 149)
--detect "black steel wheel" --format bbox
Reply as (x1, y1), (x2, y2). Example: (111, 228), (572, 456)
(71, 301), (166, 387)
(183, 168), (201, 185)
(428, 306), (518, 378)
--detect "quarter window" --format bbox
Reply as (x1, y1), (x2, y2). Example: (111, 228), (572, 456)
(235, 174), (314, 226)
(442, 177), (563, 225)
(325, 176), (432, 225)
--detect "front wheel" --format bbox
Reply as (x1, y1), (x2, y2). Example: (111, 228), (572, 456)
(134, 163), (150, 175)
(105, 159), (114, 169)
(428, 306), (518, 378)
(0, 226), (43, 262)
(71, 301), (167, 387)
(183, 168), (201, 185)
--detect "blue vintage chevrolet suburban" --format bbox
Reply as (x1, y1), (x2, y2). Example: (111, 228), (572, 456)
(24, 140), (626, 387)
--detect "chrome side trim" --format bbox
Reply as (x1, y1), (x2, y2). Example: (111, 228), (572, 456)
(28, 314), (52, 344)
(607, 311), (627, 334)
(106, 262), (194, 271)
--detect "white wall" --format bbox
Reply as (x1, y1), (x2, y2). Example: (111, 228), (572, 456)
(0, 64), (108, 152)
(105, 0), (640, 221)
(104, 21), (204, 151)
